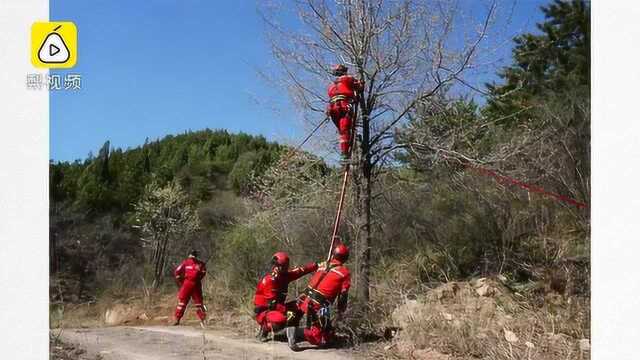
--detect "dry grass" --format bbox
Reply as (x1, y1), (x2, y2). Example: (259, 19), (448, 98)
(384, 278), (589, 360)
(49, 333), (90, 360)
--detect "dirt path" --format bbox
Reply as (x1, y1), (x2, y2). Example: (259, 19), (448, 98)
(56, 325), (357, 360)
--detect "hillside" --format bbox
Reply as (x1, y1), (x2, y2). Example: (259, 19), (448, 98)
(49, 129), (285, 302)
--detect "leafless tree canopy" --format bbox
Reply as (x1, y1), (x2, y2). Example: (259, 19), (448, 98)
(263, 0), (501, 165)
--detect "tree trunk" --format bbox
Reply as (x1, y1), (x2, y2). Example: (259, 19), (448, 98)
(354, 163), (372, 302)
(353, 102), (372, 302)
(50, 228), (58, 273)
(154, 234), (169, 288)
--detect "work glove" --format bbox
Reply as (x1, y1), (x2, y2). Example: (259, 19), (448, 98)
(316, 261), (327, 269)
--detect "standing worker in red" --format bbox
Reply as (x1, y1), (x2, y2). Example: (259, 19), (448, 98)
(286, 243), (351, 350)
(254, 252), (320, 341)
(327, 64), (364, 162)
(172, 250), (207, 328)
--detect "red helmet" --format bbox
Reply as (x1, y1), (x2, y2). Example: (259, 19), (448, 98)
(333, 244), (349, 262)
(272, 251), (290, 269)
(331, 64), (348, 76)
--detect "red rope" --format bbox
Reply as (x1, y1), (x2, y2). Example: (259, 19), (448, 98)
(326, 163), (352, 262)
(465, 163), (588, 209)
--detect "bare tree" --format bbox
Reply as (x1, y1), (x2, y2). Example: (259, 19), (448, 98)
(262, 0), (499, 301)
(133, 180), (200, 288)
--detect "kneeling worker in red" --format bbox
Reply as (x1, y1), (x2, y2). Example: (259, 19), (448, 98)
(254, 252), (320, 341)
(286, 243), (351, 350)
(172, 250), (207, 328)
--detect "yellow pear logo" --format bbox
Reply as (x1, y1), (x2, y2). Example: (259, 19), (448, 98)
(31, 22), (77, 68)
(38, 26), (70, 63)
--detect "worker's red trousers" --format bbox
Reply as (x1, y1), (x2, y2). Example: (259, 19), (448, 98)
(256, 304), (287, 332)
(175, 279), (206, 321)
(298, 298), (334, 346)
(255, 301), (300, 332)
(327, 100), (354, 156)
(304, 325), (333, 346)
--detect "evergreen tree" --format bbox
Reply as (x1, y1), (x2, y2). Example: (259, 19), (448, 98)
(484, 0), (590, 123)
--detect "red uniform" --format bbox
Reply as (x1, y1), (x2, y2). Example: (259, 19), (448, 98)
(297, 259), (351, 346)
(174, 257), (207, 322)
(254, 262), (318, 332)
(327, 75), (363, 156)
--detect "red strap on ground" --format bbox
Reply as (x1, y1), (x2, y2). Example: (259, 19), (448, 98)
(465, 163), (588, 209)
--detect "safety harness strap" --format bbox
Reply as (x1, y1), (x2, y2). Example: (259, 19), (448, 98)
(305, 287), (331, 307)
(330, 95), (351, 103)
(306, 263), (337, 293)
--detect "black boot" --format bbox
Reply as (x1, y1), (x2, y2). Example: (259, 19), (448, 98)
(285, 326), (304, 351)
(256, 327), (270, 342)
(272, 327), (287, 342)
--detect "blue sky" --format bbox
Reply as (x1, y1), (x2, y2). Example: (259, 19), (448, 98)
(50, 0), (547, 162)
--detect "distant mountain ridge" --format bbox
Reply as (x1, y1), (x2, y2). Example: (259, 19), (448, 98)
(50, 128), (284, 213)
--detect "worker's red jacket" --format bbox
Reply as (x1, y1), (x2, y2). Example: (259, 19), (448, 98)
(174, 257), (207, 284)
(305, 259), (351, 311)
(254, 262), (318, 312)
(327, 75), (364, 101)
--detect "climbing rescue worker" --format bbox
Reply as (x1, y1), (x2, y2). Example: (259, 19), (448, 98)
(326, 64), (364, 161)
(172, 250), (207, 328)
(286, 243), (351, 350)
(254, 251), (320, 341)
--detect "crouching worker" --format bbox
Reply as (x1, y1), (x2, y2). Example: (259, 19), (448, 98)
(254, 252), (320, 342)
(172, 250), (207, 328)
(286, 243), (351, 350)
